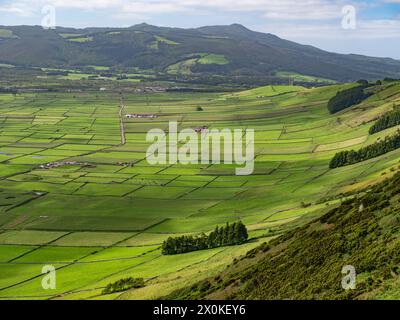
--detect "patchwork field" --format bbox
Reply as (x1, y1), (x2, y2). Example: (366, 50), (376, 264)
(1, 82), (400, 299)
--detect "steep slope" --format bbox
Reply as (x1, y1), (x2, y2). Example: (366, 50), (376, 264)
(0, 24), (399, 81)
(198, 24), (400, 81)
(167, 171), (400, 300)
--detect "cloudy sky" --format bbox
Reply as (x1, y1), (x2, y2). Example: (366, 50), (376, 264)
(1, 0), (400, 59)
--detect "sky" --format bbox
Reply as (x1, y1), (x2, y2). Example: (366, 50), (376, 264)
(0, 0), (400, 59)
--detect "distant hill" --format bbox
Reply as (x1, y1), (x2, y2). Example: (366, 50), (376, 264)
(0, 23), (400, 82)
(167, 171), (400, 300)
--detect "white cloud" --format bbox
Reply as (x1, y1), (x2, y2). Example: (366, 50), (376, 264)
(0, 2), (35, 16)
(258, 19), (400, 40)
(0, 0), (360, 20)
(121, 1), (187, 14)
(50, 0), (122, 10)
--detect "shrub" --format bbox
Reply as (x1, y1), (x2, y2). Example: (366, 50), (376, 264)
(327, 85), (372, 114)
(102, 277), (145, 295)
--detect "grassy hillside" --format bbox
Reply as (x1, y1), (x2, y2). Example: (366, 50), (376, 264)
(0, 24), (399, 82)
(167, 171), (400, 300)
(0, 80), (400, 300)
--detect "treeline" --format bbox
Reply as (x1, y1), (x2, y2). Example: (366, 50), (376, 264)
(102, 277), (144, 295)
(166, 172), (400, 301)
(0, 87), (17, 94)
(162, 221), (248, 255)
(327, 83), (372, 114)
(329, 130), (400, 168)
(369, 107), (400, 134)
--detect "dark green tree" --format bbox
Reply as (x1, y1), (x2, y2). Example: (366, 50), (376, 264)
(162, 222), (249, 255)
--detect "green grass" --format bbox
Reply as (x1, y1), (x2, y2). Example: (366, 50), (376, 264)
(166, 53), (228, 74)
(149, 35), (179, 49)
(0, 63), (14, 68)
(80, 246), (159, 262)
(197, 54), (229, 65)
(14, 246), (98, 263)
(87, 65), (110, 71)
(0, 29), (15, 38)
(0, 81), (399, 299)
(59, 33), (83, 39)
(0, 246), (37, 262)
(275, 71), (336, 83)
(166, 59), (197, 75)
(0, 231), (67, 245)
(67, 36), (93, 43)
(168, 172), (400, 300)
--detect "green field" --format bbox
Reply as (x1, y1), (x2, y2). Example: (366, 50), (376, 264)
(166, 53), (229, 74)
(275, 71), (337, 84)
(197, 54), (229, 65)
(0, 29), (15, 39)
(149, 36), (180, 49)
(67, 36), (94, 43)
(0, 81), (400, 299)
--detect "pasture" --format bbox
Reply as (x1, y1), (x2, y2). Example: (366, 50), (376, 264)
(0, 81), (400, 299)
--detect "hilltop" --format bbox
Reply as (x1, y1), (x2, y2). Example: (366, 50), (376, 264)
(0, 23), (400, 83)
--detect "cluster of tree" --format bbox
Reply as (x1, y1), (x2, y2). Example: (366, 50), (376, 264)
(327, 84), (372, 114)
(356, 79), (369, 86)
(162, 73), (327, 88)
(369, 107), (400, 134)
(329, 130), (400, 168)
(0, 87), (17, 94)
(162, 221), (248, 255)
(116, 74), (128, 80)
(45, 71), (69, 76)
(384, 77), (400, 82)
(100, 73), (114, 78)
(102, 277), (144, 295)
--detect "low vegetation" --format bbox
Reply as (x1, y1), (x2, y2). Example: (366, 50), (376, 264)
(275, 71), (336, 84)
(0, 29), (15, 38)
(102, 277), (145, 295)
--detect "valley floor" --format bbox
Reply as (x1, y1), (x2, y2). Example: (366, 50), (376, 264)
(0, 82), (399, 299)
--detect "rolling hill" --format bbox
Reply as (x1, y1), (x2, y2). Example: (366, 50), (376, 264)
(1, 77), (400, 299)
(167, 171), (400, 300)
(1, 23), (400, 82)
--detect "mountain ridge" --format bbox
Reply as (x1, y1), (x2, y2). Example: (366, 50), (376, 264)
(1, 23), (400, 82)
